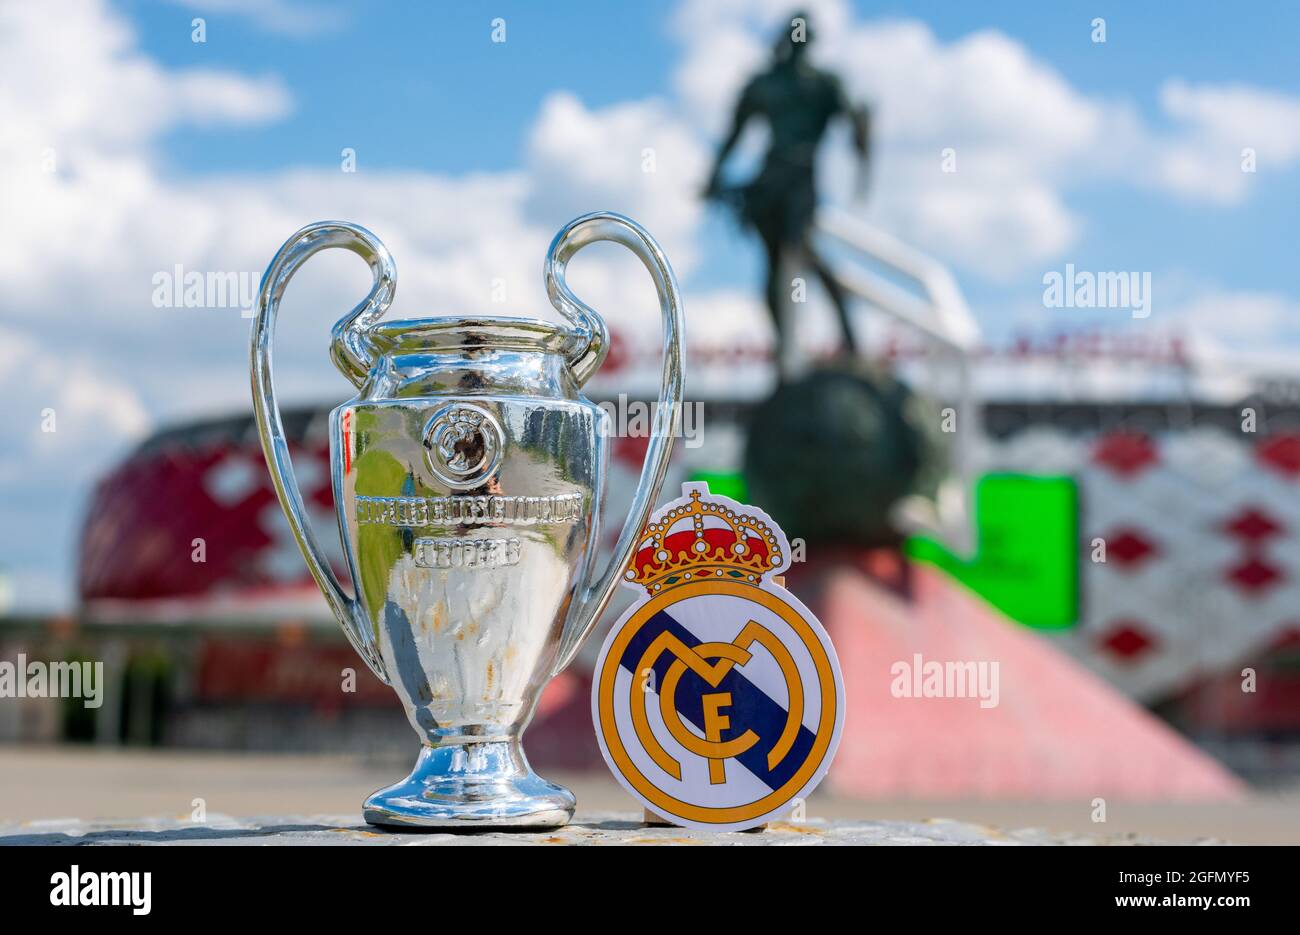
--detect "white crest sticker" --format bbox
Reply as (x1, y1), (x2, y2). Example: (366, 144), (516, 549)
(592, 482), (845, 831)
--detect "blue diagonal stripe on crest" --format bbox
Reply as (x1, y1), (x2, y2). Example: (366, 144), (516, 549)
(618, 608), (816, 791)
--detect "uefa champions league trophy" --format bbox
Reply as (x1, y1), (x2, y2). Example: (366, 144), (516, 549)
(250, 212), (683, 828)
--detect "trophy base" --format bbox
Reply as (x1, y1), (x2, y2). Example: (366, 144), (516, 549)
(363, 740), (576, 830)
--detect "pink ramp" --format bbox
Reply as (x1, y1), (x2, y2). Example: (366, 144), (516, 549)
(792, 555), (1243, 800)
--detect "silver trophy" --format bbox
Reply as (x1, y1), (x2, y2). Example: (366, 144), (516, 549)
(250, 213), (683, 827)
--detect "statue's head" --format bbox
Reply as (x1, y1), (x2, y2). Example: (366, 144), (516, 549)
(773, 11), (814, 64)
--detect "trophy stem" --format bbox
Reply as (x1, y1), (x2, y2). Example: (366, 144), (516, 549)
(363, 740), (576, 830)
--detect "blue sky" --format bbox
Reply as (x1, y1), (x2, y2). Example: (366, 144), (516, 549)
(4, 0), (1300, 611)
(131, 2), (1300, 171)
(131, 1), (680, 175)
(125, 0), (1300, 312)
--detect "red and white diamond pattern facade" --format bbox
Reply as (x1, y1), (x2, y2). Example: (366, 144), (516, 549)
(977, 426), (1300, 702)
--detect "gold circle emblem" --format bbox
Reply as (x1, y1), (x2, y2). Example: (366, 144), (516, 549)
(594, 579), (843, 829)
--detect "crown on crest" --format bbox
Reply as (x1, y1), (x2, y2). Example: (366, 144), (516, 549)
(624, 485), (783, 595)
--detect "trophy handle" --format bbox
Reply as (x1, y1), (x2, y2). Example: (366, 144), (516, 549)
(250, 221), (395, 684)
(547, 212), (685, 674)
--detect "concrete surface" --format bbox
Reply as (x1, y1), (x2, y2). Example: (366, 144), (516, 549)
(3, 747), (1295, 844)
(0, 812), (1183, 846)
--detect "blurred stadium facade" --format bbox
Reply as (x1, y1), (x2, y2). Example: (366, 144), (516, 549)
(1, 330), (1297, 790)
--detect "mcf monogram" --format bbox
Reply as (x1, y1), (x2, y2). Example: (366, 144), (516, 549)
(633, 620), (803, 785)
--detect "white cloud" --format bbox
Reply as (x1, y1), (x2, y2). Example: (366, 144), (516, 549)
(0, 2), (290, 153)
(0, 327), (149, 452)
(1173, 289), (1300, 352)
(526, 91), (708, 272)
(896, 182), (1080, 280)
(1161, 80), (1300, 161)
(1144, 79), (1300, 203)
(0, 324), (149, 613)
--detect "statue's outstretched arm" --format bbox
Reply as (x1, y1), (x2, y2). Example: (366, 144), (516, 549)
(828, 72), (869, 166)
(852, 104), (870, 164)
(850, 102), (871, 200)
(705, 82), (758, 195)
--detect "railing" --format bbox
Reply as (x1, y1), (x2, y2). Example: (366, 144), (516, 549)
(815, 209), (982, 556)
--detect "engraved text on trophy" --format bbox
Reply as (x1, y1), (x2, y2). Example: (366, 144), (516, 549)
(355, 492), (584, 526)
(413, 537), (521, 569)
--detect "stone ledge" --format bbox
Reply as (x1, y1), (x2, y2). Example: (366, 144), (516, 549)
(0, 813), (1186, 846)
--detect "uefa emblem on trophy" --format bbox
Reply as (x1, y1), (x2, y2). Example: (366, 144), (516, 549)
(250, 212), (684, 827)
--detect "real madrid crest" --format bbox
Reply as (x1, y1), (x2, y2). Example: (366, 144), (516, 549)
(592, 482), (845, 831)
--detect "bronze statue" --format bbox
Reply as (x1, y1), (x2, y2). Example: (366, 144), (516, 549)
(704, 12), (870, 367)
